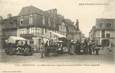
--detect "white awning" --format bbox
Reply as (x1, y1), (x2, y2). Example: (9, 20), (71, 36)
(50, 31), (66, 38)
(9, 36), (26, 40)
(7, 36), (26, 43)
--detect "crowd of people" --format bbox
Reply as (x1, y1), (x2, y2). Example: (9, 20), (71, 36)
(4, 37), (101, 58)
(4, 40), (34, 55)
(39, 39), (100, 58)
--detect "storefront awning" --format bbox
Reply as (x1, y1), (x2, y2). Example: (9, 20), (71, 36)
(50, 31), (66, 38)
(7, 36), (27, 43)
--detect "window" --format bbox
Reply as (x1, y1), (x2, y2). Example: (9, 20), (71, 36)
(43, 29), (45, 34)
(106, 33), (110, 38)
(99, 23), (103, 28)
(62, 23), (66, 32)
(20, 17), (23, 25)
(38, 28), (42, 34)
(101, 30), (105, 38)
(41, 28), (44, 35)
(21, 29), (25, 34)
(42, 16), (45, 25)
(101, 39), (110, 47)
(105, 31), (110, 38)
(48, 17), (51, 26)
(45, 29), (47, 33)
(14, 20), (17, 24)
(36, 28), (40, 34)
(53, 18), (56, 28)
(106, 23), (111, 28)
(29, 15), (33, 25)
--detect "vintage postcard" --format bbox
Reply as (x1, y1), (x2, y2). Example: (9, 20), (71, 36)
(0, 0), (114, 73)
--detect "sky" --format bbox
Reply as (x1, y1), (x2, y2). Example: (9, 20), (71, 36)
(0, 0), (115, 37)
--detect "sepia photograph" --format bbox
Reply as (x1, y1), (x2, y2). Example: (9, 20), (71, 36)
(0, 0), (115, 73)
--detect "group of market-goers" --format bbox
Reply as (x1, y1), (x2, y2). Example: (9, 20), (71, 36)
(4, 36), (100, 58)
(39, 39), (100, 58)
(4, 40), (34, 56)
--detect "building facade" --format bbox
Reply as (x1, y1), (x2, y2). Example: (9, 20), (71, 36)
(16, 6), (65, 48)
(89, 26), (96, 40)
(65, 19), (82, 41)
(1, 5), (82, 49)
(0, 16), (3, 49)
(1, 16), (18, 48)
(89, 18), (115, 48)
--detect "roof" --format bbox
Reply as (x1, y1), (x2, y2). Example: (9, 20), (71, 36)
(96, 18), (115, 30)
(2, 16), (18, 29)
(96, 18), (115, 21)
(19, 5), (44, 16)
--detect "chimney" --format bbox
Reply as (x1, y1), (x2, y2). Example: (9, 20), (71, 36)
(0, 16), (3, 20)
(7, 13), (12, 18)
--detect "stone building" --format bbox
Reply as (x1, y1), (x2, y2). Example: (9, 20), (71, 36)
(89, 18), (115, 48)
(0, 16), (3, 49)
(66, 19), (82, 41)
(16, 5), (66, 48)
(1, 5), (82, 49)
(1, 16), (18, 48)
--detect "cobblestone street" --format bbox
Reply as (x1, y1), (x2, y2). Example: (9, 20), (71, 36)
(0, 50), (114, 65)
